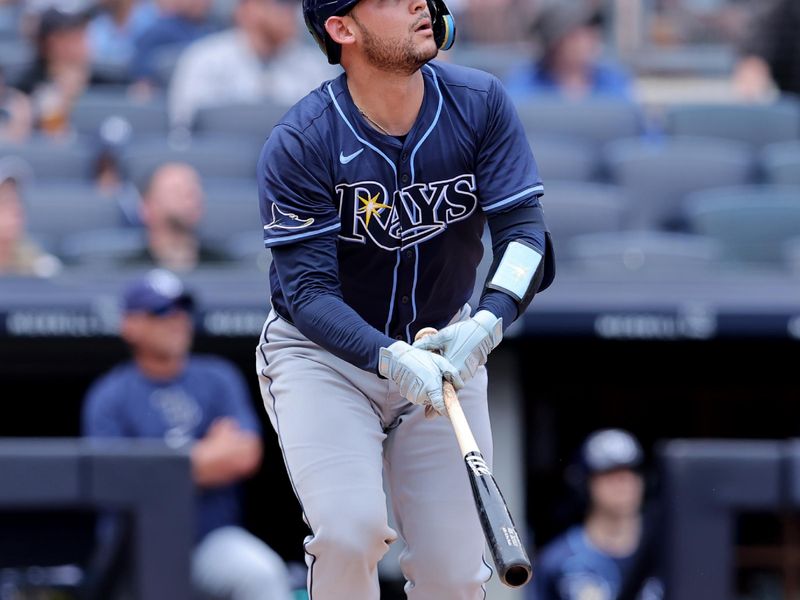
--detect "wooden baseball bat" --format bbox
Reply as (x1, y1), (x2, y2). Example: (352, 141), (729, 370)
(415, 327), (532, 588)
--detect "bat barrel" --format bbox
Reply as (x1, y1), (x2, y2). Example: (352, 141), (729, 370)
(465, 451), (533, 588)
(501, 561), (533, 588)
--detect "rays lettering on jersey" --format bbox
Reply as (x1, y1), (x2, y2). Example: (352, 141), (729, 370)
(336, 174), (478, 250)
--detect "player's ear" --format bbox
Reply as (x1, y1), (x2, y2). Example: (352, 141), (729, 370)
(325, 15), (356, 47)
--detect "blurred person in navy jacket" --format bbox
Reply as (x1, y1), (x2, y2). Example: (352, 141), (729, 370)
(505, 1), (633, 102)
(532, 429), (663, 600)
(82, 268), (293, 600)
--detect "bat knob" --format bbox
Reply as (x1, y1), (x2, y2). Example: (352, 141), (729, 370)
(414, 326), (439, 342)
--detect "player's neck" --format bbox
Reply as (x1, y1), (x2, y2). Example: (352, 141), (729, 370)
(584, 510), (641, 557)
(346, 68), (424, 136)
(134, 353), (186, 381)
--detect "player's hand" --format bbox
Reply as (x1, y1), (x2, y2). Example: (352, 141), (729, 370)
(412, 310), (502, 382)
(378, 340), (464, 415)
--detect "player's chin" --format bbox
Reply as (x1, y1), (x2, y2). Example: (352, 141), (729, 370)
(414, 40), (439, 65)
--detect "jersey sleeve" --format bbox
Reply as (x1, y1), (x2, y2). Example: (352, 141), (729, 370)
(475, 77), (544, 214)
(82, 378), (126, 437)
(258, 124), (341, 248)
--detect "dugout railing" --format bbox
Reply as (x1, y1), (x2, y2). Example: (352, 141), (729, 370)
(0, 439), (193, 600)
(662, 439), (800, 599)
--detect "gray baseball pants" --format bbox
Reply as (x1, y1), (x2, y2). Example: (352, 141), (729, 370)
(256, 309), (494, 599)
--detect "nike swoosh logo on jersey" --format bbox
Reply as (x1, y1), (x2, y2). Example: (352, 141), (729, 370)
(339, 148), (364, 164)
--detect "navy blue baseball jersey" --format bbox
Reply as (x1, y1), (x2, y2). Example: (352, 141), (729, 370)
(257, 60), (552, 372)
(532, 526), (664, 600)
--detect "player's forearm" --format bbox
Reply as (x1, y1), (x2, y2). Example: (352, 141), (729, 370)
(478, 204), (551, 327)
(191, 434), (263, 488)
(271, 236), (395, 373)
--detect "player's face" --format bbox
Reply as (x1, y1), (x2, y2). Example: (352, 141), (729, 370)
(349, 0), (438, 74)
(588, 468), (643, 517)
(144, 164), (204, 232)
(125, 309), (194, 360)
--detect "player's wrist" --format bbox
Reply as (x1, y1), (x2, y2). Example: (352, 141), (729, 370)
(472, 310), (503, 349)
(378, 340), (412, 378)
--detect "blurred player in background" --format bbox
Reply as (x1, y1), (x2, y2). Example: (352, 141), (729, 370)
(532, 429), (663, 600)
(82, 269), (293, 600)
(255, 0), (553, 597)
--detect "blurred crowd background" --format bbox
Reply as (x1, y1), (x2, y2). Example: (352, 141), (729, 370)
(1, 0), (799, 598)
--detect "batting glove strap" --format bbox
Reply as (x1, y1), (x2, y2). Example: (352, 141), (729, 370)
(412, 310), (502, 382)
(378, 341), (463, 415)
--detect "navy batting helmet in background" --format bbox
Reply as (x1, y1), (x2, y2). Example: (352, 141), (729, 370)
(581, 429), (643, 475)
(302, 0), (456, 64)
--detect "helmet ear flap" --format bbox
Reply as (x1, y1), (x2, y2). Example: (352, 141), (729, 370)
(429, 0), (456, 51)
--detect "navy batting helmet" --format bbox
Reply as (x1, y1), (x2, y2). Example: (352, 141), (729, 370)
(302, 0), (456, 65)
(581, 429), (643, 475)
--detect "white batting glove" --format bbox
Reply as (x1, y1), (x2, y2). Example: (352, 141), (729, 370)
(378, 341), (464, 415)
(412, 310), (503, 382)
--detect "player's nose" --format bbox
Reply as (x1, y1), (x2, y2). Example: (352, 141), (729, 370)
(410, 0), (427, 14)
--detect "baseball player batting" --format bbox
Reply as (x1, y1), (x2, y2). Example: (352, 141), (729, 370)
(255, 0), (554, 597)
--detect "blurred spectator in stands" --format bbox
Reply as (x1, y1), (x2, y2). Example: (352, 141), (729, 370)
(127, 162), (229, 271)
(91, 115), (142, 226)
(130, 0), (217, 90)
(16, 5), (93, 137)
(82, 268), (294, 600)
(0, 66), (33, 143)
(168, 0), (338, 130)
(532, 429), (663, 600)
(87, 0), (159, 81)
(0, 157), (61, 277)
(733, 0), (800, 100)
(505, 1), (633, 102)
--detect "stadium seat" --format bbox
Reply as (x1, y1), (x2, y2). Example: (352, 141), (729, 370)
(224, 230), (272, 273)
(0, 137), (96, 180)
(782, 236), (800, 276)
(199, 178), (261, 243)
(0, 38), (33, 87)
(539, 181), (629, 259)
(684, 185), (800, 263)
(122, 137), (262, 186)
(762, 141), (800, 186)
(23, 183), (127, 252)
(514, 98), (642, 146)
(71, 91), (169, 139)
(664, 101), (800, 149)
(59, 228), (147, 265)
(528, 134), (599, 182)
(566, 231), (724, 274)
(448, 44), (522, 80)
(605, 136), (755, 229)
(192, 101), (290, 145)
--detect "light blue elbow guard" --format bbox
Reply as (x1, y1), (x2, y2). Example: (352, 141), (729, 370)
(485, 240), (545, 310)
